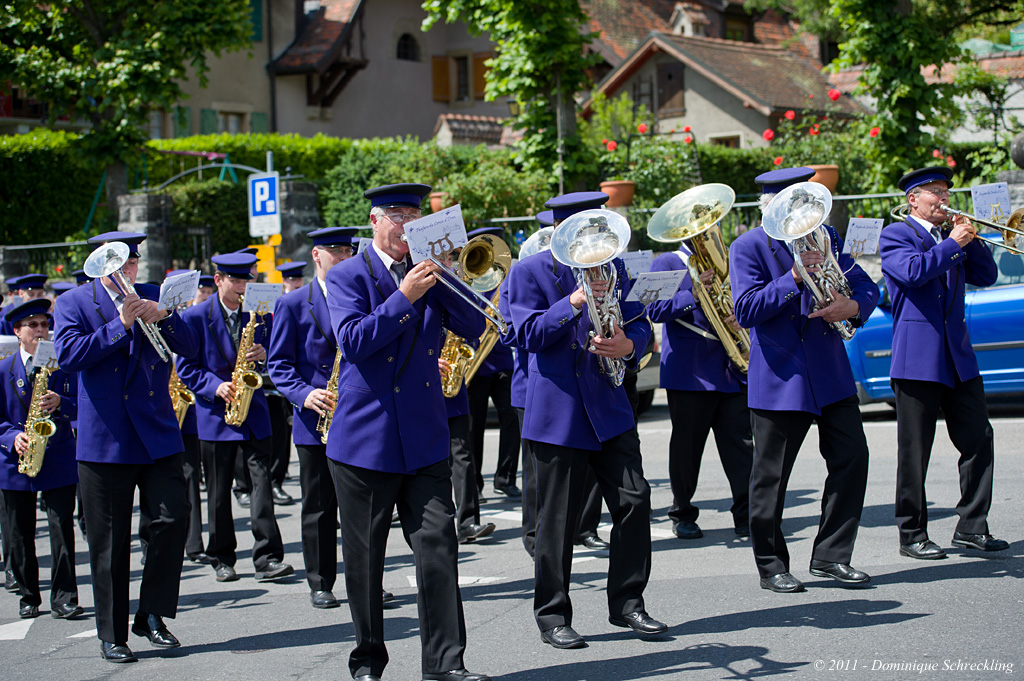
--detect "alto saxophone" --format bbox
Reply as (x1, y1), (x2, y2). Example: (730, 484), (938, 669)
(169, 364), (196, 428)
(440, 330), (475, 398)
(19, 364), (56, 478)
(317, 348), (341, 444)
(224, 300), (267, 427)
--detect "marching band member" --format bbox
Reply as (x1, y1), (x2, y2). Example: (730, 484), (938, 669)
(1, 299), (82, 620)
(267, 227), (355, 609)
(729, 167), (878, 593)
(53, 231), (197, 662)
(194, 275), (215, 305)
(880, 166), (1008, 558)
(507, 191), (665, 650)
(277, 261), (307, 293)
(647, 249), (753, 540)
(325, 183), (489, 681)
(177, 253), (293, 584)
(443, 364), (496, 544)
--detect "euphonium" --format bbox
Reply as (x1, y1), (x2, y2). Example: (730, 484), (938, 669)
(169, 365), (195, 428)
(19, 364), (56, 478)
(550, 209), (632, 387)
(224, 299), (266, 427)
(762, 181), (857, 340)
(647, 183), (751, 372)
(317, 348), (341, 444)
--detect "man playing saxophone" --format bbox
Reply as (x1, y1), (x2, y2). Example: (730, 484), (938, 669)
(177, 253), (292, 584)
(0, 299), (82, 621)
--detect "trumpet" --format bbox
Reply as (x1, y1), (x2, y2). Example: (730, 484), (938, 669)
(890, 202), (1024, 255)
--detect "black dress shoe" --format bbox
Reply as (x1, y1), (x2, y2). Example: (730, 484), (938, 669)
(235, 492), (251, 508)
(492, 483), (522, 498)
(382, 589), (395, 603)
(255, 560), (294, 581)
(458, 522), (496, 544)
(540, 624), (586, 649)
(354, 676), (381, 681)
(734, 525), (750, 538)
(271, 484), (294, 505)
(809, 560), (870, 585)
(100, 641), (137, 663)
(900, 540), (947, 560)
(673, 520), (703, 540)
(4, 568), (19, 592)
(577, 535), (610, 550)
(188, 551), (215, 565)
(215, 564), (239, 582)
(311, 590), (340, 609)
(423, 669), (491, 681)
(759, 572), (805, 593)
(952, 531), (1010, 552)
(51, 603), (85, 619)
(19, 604), (39, 618)
(609, 610), (668, 636)
(132, 613), (180, 647)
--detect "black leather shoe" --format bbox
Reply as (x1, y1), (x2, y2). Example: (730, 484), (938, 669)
(354, 676), (382, 681)
(493, 483), (522, 498)
(4, 568), (19, 592)
(540, 624), (586, 649)
(132, 613), (180, 647)
(577, 535), (610, 550)
(673, 520), (703, 540)
(759, 572), (805, 593)
(734, 525), (750, 538)
(900, 540), (947, 560)
(809, 560), (870, 585)
(609, 610), (668, 636)
(458, 522), (496, 544)
(271, 484), (294, 505)
(188, 551), (215, 565)
(100, 641), (137, 663)
(51, 603), (85, 619)
(311, 590), (339, 609)
(255, 560), (294, 581)
(952, 531), (1010, 552)
(382, 589), (395, 603)
(235, 492), (251, 508)
(215, 564), (239, 582)
(423, 669), (491, 681)
(19, 604), (39, 619)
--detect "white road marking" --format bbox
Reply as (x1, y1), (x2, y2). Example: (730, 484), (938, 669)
(69, 628), (97, 638)
(0, 619), (34, 640)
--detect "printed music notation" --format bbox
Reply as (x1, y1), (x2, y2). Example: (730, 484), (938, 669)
(159, 270), (200, 311)
(970, 182), (1011, 223)
(843, 218), (884, 257)
(624, 270), (686, 304)
(241, 283), (284, 313)
(405, 205), (469, 265)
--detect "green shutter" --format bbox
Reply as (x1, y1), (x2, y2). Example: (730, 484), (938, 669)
(250, 0), (263, 42)
(200, 108), (218, 135)
(251, 111), (268, 133)
(173, 106), (191, 137)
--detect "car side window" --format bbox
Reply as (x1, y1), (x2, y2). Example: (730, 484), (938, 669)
(994, 250), (1024, 286)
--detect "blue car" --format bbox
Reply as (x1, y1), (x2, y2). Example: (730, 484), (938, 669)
(845, 241), (1024, 404)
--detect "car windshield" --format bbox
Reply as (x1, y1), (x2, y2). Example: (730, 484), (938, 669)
(967, 247), (1024, 290)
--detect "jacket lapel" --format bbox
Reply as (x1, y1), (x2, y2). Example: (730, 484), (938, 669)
(207, 295), (235, 365)
(7, 355), (30, 412)
(308, 281), (334, 344)
(92, 280), (131, 363)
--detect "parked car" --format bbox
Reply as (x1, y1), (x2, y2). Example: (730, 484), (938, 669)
(845, 239), (1024, 404)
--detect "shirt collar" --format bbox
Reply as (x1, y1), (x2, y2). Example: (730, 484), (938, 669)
(219, 294), (240, 318)
(372, 240), (400, 272)
(907, 214), (942, 233)
(316, 276), (328, 298)
(19, 346), (32, 370)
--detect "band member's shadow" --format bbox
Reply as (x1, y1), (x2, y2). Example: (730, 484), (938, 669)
(171, 588), (270, 612)
(680, 599), (920, 636)
(869, 543), (1023, 586)
(137, 621), (361, 658)
(856, 501), (955, 529)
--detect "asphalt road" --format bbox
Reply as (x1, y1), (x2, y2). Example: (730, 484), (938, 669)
(1, 393), (1021, 681)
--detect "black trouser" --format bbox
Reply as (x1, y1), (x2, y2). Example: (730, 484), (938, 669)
(448, 414), (481, 530)
(666, 388), (753, 529)
(530, 429), (652, 632)
(295, 444), (338, 592)
(0, 490), (11, 575)
(2, 484), (78, 610)
(79, 454), (188, 644)
(467, 370), (520, 491)
(182, 432), (205, 556)
(330, 458), (467, 678)
(267, 394), (292, 486)
(749, 396), (869, 579)
(893, 376), (995, 544)
(202, 437), (285, 570)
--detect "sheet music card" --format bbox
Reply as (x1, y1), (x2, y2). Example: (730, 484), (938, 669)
(242, 283), (283, 314)
(970, 183), (1011, 223)
(158, 270), (200, 311)
(34, 340), (59, 371)
(404, 205), (468, 265)
(842, 218), (884, 256)
(620, 250), (654, 279)
(624, 270), (686, 305)
(0, 336), (19, 361)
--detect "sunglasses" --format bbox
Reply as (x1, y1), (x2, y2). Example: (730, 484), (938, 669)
(17, 320), (50, 329)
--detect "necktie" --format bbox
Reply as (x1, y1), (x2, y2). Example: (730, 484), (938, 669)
(931, 228), (942, 244)
(228, 312), (240, 342)
(115, 293), (125, 308)
(24, 356), (33, 379)
(391, 260), (407, 284)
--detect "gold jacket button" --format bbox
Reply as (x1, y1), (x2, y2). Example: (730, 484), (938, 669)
(114, 367), (119, 372)
(427, 349), (434, 356)
(571, 343), (577, 349)
(149, 391), (155, 397)
(425, 381), (430, 387)
(394, 386), (400, 393)
(151, 364), (156, 370)
(387, 356), (394, 362)
(124, 395), (129, 400)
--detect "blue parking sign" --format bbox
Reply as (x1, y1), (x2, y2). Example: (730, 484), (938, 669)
(248, 171), (281, 237)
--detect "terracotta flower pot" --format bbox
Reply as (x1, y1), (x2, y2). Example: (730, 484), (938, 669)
(429, 191), (451, 212)
(599, 180), (636, 207)
(807, 164), (839, 192)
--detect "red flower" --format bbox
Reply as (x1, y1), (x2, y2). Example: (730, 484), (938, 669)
(932, 149), (943, 158)
(809, 124), (820, 135)
(55, 264), (64, 273)
(601, 138), (608, 145)
(637, 123), (648, 134)
(774, 156), (784, 165)
(762, 129), (775, 141)
(808, 94), (814, 99)
(784, 110), (795, 120)
(607, 140), (617, 151)
(683, 125), (692, 132)
(683, 135), (693, 144)
(869, 127), (880, 138)
(827, 89), (841, 101)
(669, 129), (675, 133)
(946, 156), (956, 168)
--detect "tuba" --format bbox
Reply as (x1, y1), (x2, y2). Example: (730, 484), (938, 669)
(317, 348), (341, 444)
(762, 181), (857, 340)
(647, 183), (750, 372)
(19, 361), (56, 478)
(224, 298), (267, 427)
(549, 209), (632, 387)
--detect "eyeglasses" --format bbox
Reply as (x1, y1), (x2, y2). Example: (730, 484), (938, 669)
(383, 211), (420, 224)
(323, 246), (354, 256)
(919, 187), (949, 198)
(17, 320), (49, 329)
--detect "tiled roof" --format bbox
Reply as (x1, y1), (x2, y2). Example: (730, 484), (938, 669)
(271, 0), (362, 74)
(832, 51), (1024, 95)
(433, 113), (507, 144)
(585, 0), (672, 66)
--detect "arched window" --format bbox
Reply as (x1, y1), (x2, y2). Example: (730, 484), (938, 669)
(396, 33), (420, 61)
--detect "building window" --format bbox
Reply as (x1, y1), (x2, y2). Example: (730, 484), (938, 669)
(218, 112), (246, 134)
(148, 111), (165, 139)
(397, 33), (420, 61)
(709, 135), (741, 148)
(724, 17), (748, 42)
(432, 52), (490, 104)
(454, 56), (470, 102)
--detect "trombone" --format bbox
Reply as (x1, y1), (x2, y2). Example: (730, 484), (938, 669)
(890, 203), (1024, 255)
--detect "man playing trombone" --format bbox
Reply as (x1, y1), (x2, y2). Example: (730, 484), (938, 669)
(880, 166), (1008, 559)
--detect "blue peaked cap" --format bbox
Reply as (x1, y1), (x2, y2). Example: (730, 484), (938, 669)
(544, 192), (610, 222)
(754, 167), (815, 195)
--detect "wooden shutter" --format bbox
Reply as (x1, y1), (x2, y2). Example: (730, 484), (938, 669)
(200, 108), (218, 134)
(173, 106), (191, 137)
(432, 56), (450, 102)
(473, 52), (490, 100)
(657, 62), (685, 117)
(250, 0), (263, 42)
(251, 111), (269, 133)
